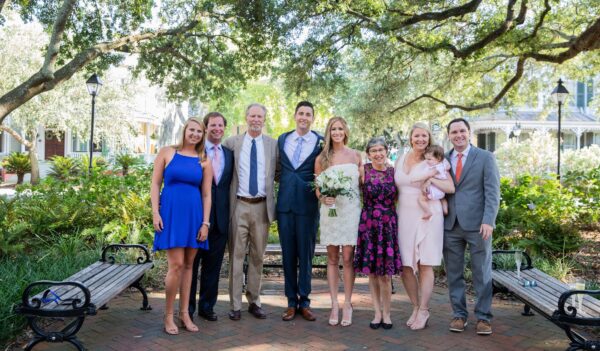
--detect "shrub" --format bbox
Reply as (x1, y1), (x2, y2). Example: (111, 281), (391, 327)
(47, 156), (82, 181)
(1, 152), (31, 184)
(494, 174), (584, 258)
(115, 153), (143, 176)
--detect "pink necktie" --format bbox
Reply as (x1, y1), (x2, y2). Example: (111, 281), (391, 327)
(212, 145), (220, 184)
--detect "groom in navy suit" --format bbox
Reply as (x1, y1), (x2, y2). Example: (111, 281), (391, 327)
(277, 101), (323, 321)
(189, 112), (234, 321)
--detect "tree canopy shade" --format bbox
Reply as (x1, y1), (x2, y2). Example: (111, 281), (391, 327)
(278, 0), (600, 116)
(0, 0), (282, 124)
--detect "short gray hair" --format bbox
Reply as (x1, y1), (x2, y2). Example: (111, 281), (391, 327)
(365, 136), (388, 153)
(245, 103), (267, 117)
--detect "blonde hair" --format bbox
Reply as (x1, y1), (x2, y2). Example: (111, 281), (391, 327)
(319, 116), (350, 170)
(409, 122), (432, 150)
(174, 117), (207, 163)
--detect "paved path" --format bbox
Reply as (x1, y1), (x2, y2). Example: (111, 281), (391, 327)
(24, 277), (568, 350)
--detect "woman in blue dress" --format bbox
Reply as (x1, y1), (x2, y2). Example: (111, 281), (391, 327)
(151, 117), (213, 335)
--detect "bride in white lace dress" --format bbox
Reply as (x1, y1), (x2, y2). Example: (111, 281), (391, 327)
(315, 116), (363, 327)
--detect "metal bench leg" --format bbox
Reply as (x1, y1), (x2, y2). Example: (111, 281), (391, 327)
(242, 254), (249, 294)
(25, 315), (86, 351)
(131, 276), (153, 311)
(522, 304), (534, 316)
(391, 279), (396, 294)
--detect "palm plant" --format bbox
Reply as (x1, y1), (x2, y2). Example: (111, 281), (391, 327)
(1, 152), (31, 184)
(115, 153), (142, 176)
(48, 156), (81, 181)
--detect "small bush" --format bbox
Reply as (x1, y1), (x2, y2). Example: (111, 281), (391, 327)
(48, 156), (81, 181)
(1, 152), (31, 184)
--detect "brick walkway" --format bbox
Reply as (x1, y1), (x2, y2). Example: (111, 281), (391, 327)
(26, 277), (568, 350)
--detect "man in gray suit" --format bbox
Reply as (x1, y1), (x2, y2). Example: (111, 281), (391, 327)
(223, 103), (279, 321)
(443, 118), (500, 335)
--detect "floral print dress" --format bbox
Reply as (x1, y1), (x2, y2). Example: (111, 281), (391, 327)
(353, 163), (402, 276)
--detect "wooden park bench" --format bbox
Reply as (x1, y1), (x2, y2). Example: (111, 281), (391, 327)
(491, 250), (600, 351)
(14, 244), (153, 351)
(262, 243), (329, 269)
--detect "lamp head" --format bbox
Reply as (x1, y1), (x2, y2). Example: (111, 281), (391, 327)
(551, 78), (569, 105)
(86, 73), (102, 96)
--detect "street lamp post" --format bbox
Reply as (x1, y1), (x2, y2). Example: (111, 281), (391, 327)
(551, 78), (569, 180)
(86, 74), (102, 174)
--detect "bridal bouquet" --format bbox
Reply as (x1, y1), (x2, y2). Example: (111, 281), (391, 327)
(314, 169), (356, 217)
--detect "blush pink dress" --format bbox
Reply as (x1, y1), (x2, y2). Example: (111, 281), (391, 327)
(394, 153), (444, 271)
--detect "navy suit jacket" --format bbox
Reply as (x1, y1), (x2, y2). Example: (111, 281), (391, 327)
(210, 146), (234, 235)
(276, 131), (323, 216)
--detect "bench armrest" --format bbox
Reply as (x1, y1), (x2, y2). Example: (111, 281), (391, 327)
(492, 250), (533, 270)
(555, 289), (600, 326)
(101, 244), (152, 264)
(14, 280), (95, 317)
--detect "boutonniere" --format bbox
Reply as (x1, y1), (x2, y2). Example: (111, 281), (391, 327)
(318, 139), (325, 150)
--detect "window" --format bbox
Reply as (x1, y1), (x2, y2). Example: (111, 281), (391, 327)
(72, 135), (102, 152)
(563, 132), (576, 150)
(577, 81), (586, 108)
(576, 79), (594, 108)
(476, 133), (496, 152)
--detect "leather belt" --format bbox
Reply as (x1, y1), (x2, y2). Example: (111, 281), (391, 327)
(237, 196), (266, 204)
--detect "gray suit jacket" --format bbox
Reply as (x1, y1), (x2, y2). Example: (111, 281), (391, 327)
(444, 145), (500, 232)
(223, 133), (279, 224)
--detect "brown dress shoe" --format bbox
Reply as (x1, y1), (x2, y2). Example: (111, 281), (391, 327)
(299, 307), (316, 321)
(449, 317), (467, 332)
(228, 310), (241, 321)
(248, 303), (267, 319)
(282, 307), (296, 321)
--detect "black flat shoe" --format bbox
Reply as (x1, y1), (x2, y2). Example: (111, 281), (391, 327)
(198, 309), (218, 321)
(369, 321), (382, 329)
(382, 322), (393, 330)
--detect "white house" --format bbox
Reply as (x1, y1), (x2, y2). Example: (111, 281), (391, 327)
(470, 79), (600, 151)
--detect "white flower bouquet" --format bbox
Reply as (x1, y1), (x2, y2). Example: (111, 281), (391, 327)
(314, 169), (356, 217)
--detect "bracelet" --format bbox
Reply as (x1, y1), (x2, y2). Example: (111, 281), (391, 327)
(202, 222), (210, 228)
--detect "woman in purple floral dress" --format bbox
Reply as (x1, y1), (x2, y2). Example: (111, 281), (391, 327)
(354, 137), (402, 330)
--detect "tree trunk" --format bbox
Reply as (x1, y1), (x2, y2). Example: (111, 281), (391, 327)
(17, 173), (24, 184)
(29, 135), (40, 184)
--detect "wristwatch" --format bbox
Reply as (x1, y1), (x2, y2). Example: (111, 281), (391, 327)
(202, 222), (210, 228)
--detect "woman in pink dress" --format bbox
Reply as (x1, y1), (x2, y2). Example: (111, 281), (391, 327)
(395, 123), (454, 330)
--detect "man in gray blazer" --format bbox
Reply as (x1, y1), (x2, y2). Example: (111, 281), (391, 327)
(223, 103), (279, 321)
(443, 118), (500, 335)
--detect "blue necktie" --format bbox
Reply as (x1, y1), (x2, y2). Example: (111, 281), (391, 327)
(249, 139), (258, 196)
(292, 137), (304, 168)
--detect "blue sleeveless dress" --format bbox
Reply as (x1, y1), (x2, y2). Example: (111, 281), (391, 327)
(153, 152), (210, 251)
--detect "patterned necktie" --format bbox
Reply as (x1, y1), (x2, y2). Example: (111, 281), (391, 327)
(249, 139), (258, 196)
(212, 145), (220, 185)
(455, 153), (463, 182)
(292, 137), (304, 168)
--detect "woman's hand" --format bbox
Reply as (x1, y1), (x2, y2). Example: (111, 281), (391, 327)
(421, 180), (431, 195)
(197, 225), (209, 242)
(153, 212), (163, 232)
(322, 196), (336, 207)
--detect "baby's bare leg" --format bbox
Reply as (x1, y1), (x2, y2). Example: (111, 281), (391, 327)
(418, 195), (432, 220)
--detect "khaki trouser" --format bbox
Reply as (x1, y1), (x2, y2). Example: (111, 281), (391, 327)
(228, 200), (269, 311)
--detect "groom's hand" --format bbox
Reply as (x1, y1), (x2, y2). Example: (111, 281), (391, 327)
(480, 224), (493, 241)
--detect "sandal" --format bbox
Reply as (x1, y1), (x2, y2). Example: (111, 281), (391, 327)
(329, 302), (339, 326)
(164, 313), (179, 335)
(341, 303), (353, 327)
(406, 305), (419, 327)
(410, 308), (430, 330)
(178, 311), (199, 332)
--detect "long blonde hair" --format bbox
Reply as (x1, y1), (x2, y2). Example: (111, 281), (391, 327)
(319, 116), (350, 170)
(174, 117), (207, 162)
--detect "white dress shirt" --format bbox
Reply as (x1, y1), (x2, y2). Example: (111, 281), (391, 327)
(237, 133), (266, 197)
(284, 131), (318, 168)
(450, 144), (471, 173)
(205, 139), (224, 184)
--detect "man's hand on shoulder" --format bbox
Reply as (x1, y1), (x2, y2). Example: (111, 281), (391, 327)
(480, 224), (493, 241)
